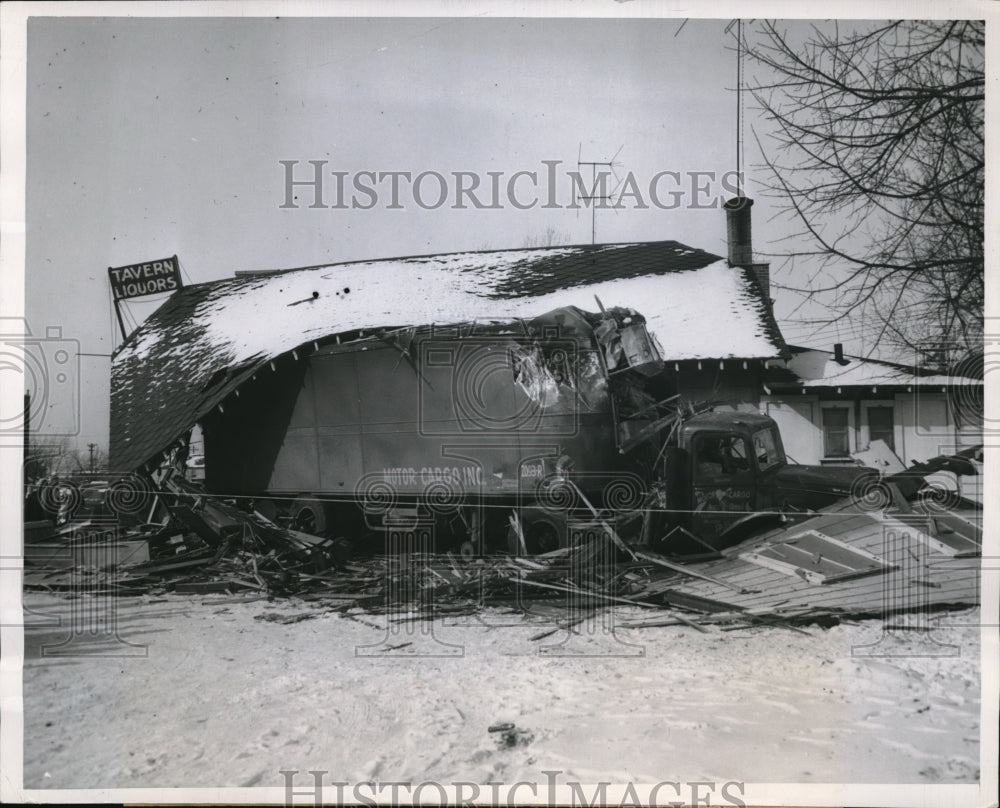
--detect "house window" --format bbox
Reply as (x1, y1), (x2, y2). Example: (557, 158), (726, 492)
(867, 406), (895, 451)
(822, 407), (850, 458)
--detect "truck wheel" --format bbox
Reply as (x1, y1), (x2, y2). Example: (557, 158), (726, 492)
(253, 498), (279, 522)
(507, 518), (560, 555)
(290, 497), (328, 536)
(527, 521), (560, 554)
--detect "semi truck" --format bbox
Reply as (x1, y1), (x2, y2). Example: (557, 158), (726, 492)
(197, 304), (882, 555)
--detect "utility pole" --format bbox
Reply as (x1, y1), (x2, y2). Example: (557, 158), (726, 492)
(24, 391), (31, 482)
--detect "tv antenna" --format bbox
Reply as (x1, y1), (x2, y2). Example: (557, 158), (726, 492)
(574, 143), (624, 244)
(723, 18), (753, 198)
(674, 18), (753, 198)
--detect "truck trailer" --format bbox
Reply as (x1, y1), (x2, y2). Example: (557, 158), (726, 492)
(195, 303), (878, 555)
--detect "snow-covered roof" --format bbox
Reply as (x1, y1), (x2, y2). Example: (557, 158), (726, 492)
(783, 347), (981, 388)
(110, 240), (786, 470)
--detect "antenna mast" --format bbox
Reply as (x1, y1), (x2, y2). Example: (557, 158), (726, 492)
(575, 144), (623, 245)
(726, 18), (751, 199)
(737, 18), (742, 196)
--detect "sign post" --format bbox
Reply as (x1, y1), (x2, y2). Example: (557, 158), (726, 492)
(111, 291), (128, 342)
(108, 255), (183, 340)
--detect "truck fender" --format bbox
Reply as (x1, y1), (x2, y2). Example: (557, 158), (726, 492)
(715, 511), (786, 549)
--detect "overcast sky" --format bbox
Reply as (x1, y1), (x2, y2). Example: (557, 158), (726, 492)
(22, 12), (877, 452)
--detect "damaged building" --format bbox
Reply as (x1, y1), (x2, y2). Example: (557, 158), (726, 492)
(109, 201), (800, 550)
(107, 200), (981, 566)
(26, 201), (963, 621)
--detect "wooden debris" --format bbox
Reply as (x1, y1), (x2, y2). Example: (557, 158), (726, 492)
(564, 480), (637, 561)
(529, 613), (592, 641)
(634, 550), (757, 594)
(174, 581), (234, 594)
(255, 611), (319, 625)
(21, 470), (981, 633)
(509, 512), (528, 556)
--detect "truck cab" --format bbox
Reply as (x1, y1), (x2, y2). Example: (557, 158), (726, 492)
(671, 412), (873, 547)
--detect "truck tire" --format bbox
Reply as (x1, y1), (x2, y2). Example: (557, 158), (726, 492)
(290, 497), (328, 537)
(507, 515), (561, 555)
(527, 520), (560, 554)
(253, 498), (279, 523)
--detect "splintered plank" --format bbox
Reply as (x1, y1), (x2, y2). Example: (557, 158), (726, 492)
(788, 512), (880, 539)
(529, 613), (593, 641)
(883, 511), (982, 557)
(643, 509), (982, 618)
(173, 581), (234, 594)
(616, 609), (712, 633)
(120, 554), (215, 575)
(646, 589), (741, 614)
(641, 556), (784, 601)
(660, 557), (979, 617)
(516, 577), (661, 608)
(634, 551), (757, 594)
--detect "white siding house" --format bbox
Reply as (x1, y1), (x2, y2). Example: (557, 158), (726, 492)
(762, 346), (982, 469)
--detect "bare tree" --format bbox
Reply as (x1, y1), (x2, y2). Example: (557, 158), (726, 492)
(24, 438), (70, 482)
(24, 439), (108, 480)
(747, 20), (984, 359)
(522, 226), (570, 248)
(69, 444), (109, 474)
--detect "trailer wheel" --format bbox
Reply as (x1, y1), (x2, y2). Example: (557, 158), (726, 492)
(507, 518), (560, 555)
(290, 497), (328, 537)
(527, 521), (560, 554)
(253, 498), (279, 523)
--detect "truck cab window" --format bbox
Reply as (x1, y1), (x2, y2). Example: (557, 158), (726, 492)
(753, 427), (782, 471)
(694, 435), (751, 480)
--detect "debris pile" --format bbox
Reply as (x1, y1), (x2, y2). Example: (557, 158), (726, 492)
(22, 464), (982, 634)
(21, 472), (763, 631)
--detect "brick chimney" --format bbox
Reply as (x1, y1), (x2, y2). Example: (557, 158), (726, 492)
(724, 196), (771, 302)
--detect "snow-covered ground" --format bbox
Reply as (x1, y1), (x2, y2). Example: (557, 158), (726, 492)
(20, 593), (981, 790)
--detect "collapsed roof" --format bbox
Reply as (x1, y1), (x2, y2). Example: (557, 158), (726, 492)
(110, 240), (786, 471)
